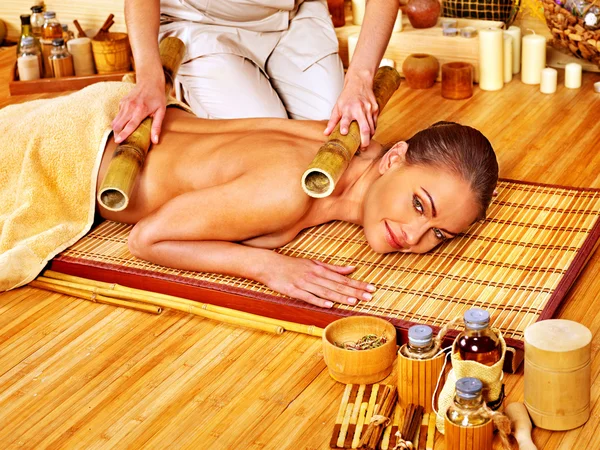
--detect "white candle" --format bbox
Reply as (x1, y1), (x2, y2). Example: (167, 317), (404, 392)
(393, 10), (402, 32)
(352, 0), (366, 25)
(564, 63), (582, 89)
(503, 34), (513, 83)
(67, 37), (95, 76)
(540, 67), (557, 94)
(504, 25), (522, 74)
(348, 34), (359, 63)
(521, 33), (546, 85)
(478, 28), (504, 91)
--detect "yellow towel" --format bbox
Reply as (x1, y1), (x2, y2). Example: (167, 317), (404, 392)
(0, 81), (190, 291)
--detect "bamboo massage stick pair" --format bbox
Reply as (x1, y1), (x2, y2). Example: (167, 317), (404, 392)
(99, 36), (402, 210)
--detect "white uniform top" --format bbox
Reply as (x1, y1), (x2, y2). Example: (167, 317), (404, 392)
(159, 0), (339, 72)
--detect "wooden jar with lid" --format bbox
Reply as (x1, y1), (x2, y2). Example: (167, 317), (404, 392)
(524, 319), (592, 430)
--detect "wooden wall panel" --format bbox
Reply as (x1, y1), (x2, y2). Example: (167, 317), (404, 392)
(0, 0), (126, 41)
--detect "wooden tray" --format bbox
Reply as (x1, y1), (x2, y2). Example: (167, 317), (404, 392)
(336, 17), (504, 82)
(9, 62), (132, 96)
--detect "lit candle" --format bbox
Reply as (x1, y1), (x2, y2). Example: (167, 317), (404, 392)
(504, 25), (522, 74)
(393, 10), (403, 32)
(348, 34), (359, 63)
(540, 67), (557, 94)
(521, 32), (546, 85)
(352, 0), (366, 25)
(564, 63), (582, 89)
(503, 34), (513, 83)
(478, 28), (504, 91)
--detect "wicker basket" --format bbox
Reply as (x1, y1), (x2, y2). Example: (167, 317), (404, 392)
(91, 32), (131, 74)
(542, 0), (600, 66)
(442, 0), (521, 26)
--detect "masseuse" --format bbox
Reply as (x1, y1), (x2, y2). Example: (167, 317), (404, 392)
(112, 0), (399, 148)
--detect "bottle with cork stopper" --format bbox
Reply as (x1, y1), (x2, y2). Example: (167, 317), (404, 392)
(455, 308), (501, 366)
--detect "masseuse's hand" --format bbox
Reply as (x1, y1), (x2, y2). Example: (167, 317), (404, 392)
(264, 255), (376, 308)
(112, 72), (166, 145)
(324, 70), (379, 148)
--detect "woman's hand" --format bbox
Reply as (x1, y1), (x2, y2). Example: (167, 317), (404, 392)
(112, 73), (166, 145)
(262, 255), (376, 308)
(324, 70), (379, 148)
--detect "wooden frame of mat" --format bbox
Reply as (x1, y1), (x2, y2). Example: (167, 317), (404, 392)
(49, 179), (600, 373)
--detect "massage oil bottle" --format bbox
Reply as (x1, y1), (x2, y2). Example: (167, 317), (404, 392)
(454, 308), (501, 366)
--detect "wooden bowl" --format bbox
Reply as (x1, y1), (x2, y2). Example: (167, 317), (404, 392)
(322, 316), (397, 384)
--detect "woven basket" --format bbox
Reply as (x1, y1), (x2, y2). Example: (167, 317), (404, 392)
(442, 0), (521, 26)
(91, 32), (131, 74)
(542, 0), (600, 66)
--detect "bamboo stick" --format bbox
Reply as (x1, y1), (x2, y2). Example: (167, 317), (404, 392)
(29, 280), (162, 315)
(98, 36), (186, 211)
(36, 275), (285, 335)
(301, 66), (401, 198)
(42, 270), (323, 337)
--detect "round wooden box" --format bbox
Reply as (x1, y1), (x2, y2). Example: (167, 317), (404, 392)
(524, 319), (592, 431)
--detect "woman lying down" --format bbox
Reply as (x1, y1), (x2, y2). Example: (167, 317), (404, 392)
(0, 82), (498, 307)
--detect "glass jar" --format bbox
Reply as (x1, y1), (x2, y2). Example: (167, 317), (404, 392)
(42, 11), (63, 40)
(30, 5), (45, 38)
(399, 325), (436, 360)
(454, 308), (501, 366)
(17, 36), (42, 81)
(49, 38), (74, 78)
(446, 377), (490, 426)
(17, 14), (34, 56)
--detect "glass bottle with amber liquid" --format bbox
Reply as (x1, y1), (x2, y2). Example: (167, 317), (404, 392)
(455, 308), (501, 366)
(399, 325), (436, 359)
(446, 377), (490, 426)
(42, 11), (63, 40)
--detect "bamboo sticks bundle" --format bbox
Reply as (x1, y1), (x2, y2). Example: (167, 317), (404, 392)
(30, 270), (324, 337)
(358, 385), (398, 449)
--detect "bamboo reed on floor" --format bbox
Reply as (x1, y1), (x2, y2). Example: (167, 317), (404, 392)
(358, 385), (397, 450)
(29, 280), (162, 314)
(35, 275), (284, 335)
(395, 404), (424, 449)
(43, 270), (323, 336)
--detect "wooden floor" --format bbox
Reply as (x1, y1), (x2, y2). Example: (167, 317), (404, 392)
(1, 46), (600, 450)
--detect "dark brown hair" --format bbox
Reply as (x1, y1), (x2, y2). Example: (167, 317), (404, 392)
(385, 121), (498, 219)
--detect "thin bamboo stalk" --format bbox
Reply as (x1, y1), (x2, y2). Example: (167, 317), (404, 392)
(42, 270), (323, 336)
(301, 66), (401, 198)
(29, 280), (162, 315)
(35, 275), (285, 335)
(98, 36), (186, 211)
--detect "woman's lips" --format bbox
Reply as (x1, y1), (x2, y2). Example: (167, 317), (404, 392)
(384, 221), (406, 250)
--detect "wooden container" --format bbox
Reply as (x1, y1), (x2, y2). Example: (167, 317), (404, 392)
(524, 319), (592, 431)
(441, 62), (474, 100)
(397, 351), (445, 412)
(91, 32), (131, 74)
(322, 316), (397, 384)
(444, 419), (493, 450)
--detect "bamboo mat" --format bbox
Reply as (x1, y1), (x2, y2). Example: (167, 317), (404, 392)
(52, 180), (600, 355)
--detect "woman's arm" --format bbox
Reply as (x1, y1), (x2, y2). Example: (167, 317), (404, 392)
(128, 176), (375, 308)
(112, 0), (166, 145)
(324, 0), (398, 147)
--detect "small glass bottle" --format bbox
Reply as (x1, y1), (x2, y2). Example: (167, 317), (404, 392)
(455, 308), (501, 366)
(17, 36), (42, 81)
(400, 325), (436, 360)
(30, 5), (45, 38)
(327, 0), (346, 27)
(42, 11), (63, 41)
(62, 24), (75, 42)
(446, 377), (491, 427)
(49, 38), (74, 78)
(17, 14), (35, 56)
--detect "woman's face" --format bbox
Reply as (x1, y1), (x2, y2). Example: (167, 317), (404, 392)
(363, 142), (480, 254)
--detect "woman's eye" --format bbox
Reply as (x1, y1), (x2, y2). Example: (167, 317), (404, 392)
(413, 196), (424, 214)
(433, 228), (446, 240)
